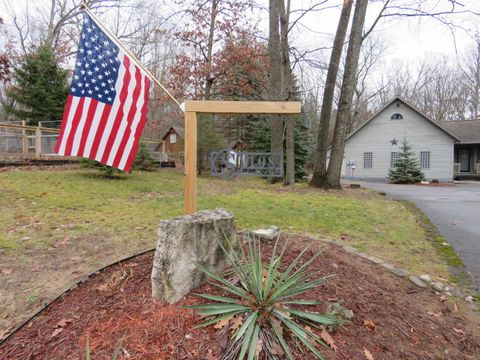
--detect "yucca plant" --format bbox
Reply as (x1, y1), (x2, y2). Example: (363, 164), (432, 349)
(189, 236), (340, 359)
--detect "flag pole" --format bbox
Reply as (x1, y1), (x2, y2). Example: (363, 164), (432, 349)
(80, 2), (182, 109)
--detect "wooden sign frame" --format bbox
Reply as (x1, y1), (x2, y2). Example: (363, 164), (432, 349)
(183, 100), (302, 214)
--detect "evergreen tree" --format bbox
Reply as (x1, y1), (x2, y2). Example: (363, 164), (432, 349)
(388, 138), (425, 183)
(197, 114), (226, 174)
(3, 46), (68, 125)
(133, 140), (156, 171)
(249, 111), (312, 182)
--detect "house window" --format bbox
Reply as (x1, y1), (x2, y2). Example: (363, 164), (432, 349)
(391, 113), (403, 120)
(391, 152), (401, 167)
(170, 133), (177, 144)
(363, 152), (373, 169)
(420, 151), (430, 169)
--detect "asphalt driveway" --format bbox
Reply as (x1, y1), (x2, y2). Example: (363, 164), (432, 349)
(350, 180), (480, 291)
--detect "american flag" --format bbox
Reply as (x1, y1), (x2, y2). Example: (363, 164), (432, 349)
(56, 14), (151, 172)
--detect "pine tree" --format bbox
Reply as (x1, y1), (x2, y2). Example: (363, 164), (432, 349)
(249, 111), (312, 182)
(3, 46), (68, 125)
(388, 138), (425, 184)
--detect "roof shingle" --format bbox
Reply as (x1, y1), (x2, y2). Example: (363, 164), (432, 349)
(440, 120), (480, 144)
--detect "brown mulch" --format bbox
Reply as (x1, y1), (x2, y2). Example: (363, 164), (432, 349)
(1, 235), (479, 360)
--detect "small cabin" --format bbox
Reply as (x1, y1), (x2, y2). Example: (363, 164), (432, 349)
(158, 126), (184, 165)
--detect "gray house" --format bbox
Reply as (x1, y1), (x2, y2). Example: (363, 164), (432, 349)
(441, 120), (480, 179)
(341, 97), (467, 181)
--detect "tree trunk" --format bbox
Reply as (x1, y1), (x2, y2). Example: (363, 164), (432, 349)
(198, 0), (218, 175)
(324, 0), (369, 189)
(269, 0), (284, 183)
(278, 0), (294, 185)
(309, 0), (353, 188)
(204, 0), (218, 101)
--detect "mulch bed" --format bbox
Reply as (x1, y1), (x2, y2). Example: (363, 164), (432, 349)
(1, 235), (479, 359)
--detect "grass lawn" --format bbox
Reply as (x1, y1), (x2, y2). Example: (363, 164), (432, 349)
(0, 167), (462, 332)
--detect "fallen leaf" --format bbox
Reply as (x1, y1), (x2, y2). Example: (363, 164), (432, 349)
(1, 269), (12, 275)
(453, 328), (465, 335)
(320, 328), (337, 352)
(230, 276), (240, 286)
(57, 236), (70, 246)
(230, 315), (243, 332)
(364, 348), (374, 360)
(0, 330), (10, 340)
(70, 256), (81, 262)
(255, 338), (263, 357)
(427, 311), (441, 318)
(270, 342), (284, 356)
(453, 302), (459, 313)
(56, 318), (74, 328)
(2, 312), (9, 319)
(363, 319), (376, 330)
(205, 349), (216, 360)
(51, 328), (63, 338)
(271, 317), (283, 337)
(214, 314), (233, 330)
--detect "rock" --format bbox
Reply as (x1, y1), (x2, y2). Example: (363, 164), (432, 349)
(431, 282), (444, 292)
(465, 295), (474, 302)
(20, 236), (31, 242)
(381, 263), (409, 278)
(448, 287), (464, 298)
(365, 255), (385, 265)
(151, 209), (237, 303)
(251, 226), (280, 240)
(408, 275), (427, 288)
(419, 274), (432, 283)
(342, 245), (360, 254)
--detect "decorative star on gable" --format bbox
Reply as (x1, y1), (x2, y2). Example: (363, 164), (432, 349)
(390, 138), (398, 145)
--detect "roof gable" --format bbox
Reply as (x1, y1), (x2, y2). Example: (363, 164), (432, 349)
(346, 97), (460, 142)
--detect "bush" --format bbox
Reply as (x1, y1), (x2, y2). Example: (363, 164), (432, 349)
(79, 158), (125, 178)
(132, 141), (156, 171)
(190, 237), (341, 359)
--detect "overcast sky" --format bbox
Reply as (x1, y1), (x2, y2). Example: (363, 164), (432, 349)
(2, 0), (480, 73)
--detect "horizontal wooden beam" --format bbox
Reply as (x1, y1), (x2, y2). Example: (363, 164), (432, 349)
(183, 101), (301, 114)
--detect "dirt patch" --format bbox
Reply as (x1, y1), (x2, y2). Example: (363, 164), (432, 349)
(0, 234), (154, 334)
(1, 235), (479, 359)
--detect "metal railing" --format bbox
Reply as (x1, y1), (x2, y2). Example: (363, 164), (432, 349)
(453, 162), (480, 174)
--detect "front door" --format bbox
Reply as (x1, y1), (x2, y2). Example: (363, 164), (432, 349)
(459, 148), (470, 172)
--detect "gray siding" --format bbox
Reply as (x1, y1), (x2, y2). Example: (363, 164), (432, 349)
(343, 102), (455, 181)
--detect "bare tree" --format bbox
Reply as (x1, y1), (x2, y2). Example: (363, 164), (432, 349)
(461, 33), (480, 119)
(268, 0), (284, 182)
(324, 0), (369, 189)
(309, 0), (353, 188)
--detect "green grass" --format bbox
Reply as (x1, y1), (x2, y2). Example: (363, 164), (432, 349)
(0, 168), (455, 278)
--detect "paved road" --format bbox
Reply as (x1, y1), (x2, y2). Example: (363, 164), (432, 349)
(350, 181), (480, 291)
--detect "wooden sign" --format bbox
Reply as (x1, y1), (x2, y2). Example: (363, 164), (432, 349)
(183, 100), (301, 214)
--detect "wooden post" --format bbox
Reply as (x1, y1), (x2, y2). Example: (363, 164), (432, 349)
(35, 127), (41, 159)
(184, 111), (197, 215)
(182, 100), (301, 215)
(22, 121), (28, 155)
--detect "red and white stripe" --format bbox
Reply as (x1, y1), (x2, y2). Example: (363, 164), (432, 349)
(55, 52), (151, 172)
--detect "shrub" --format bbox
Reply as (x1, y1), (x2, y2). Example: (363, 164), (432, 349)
(132, 141), (156, 171)
(190, 237), (341, 359)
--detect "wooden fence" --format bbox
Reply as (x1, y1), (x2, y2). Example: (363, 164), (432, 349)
(0, 122), (162, 161)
